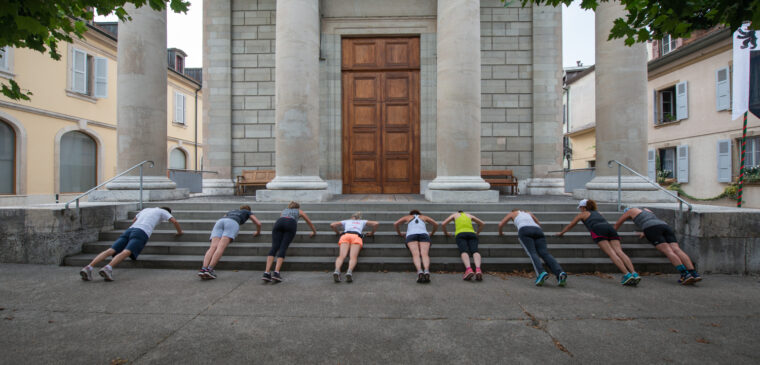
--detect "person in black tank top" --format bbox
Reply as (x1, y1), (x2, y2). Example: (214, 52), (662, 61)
(557, 199), (640, 286)
(199, 205), (261, 280)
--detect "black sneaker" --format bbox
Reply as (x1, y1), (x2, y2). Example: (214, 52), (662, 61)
(424, 272), (431, 283)
(262, 272), (272, 283)
(206, 269), (217, 280)
(272, 271), (282, 283)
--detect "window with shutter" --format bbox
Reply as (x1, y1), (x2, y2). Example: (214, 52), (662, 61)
(175, 92), (186, 124)
(660, 148), (676, 178)
(655, 86), (677, 124)
(677, 145), (689, 183)
(717, 140), (732, 182)
(716, 67), (731, 111)
(747, 136), (760, 168)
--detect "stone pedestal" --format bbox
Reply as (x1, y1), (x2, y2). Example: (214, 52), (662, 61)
(573, 176), (676, 202)
(525, 178), (566, 195)
(256, 0), (329, 202)
(426, 0), (497, 203)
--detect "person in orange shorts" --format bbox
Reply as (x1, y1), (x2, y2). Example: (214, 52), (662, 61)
(329, 212), (379, 283)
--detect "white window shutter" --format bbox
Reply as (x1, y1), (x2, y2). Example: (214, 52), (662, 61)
(716, 68), (730, 111)
(175, 92), (185, 124)
(94, 57), (108, 98)
(653, 90), (659, 124)
(648, 149), (656, 181)
(676, 81), (688, 120)
(677, 145), (689, 183)
(717, 140), (732, 182)
(72, 49), (87, 93)
(0, 47), (7, 70)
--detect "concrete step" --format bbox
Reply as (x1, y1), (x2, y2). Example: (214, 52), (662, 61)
(113, 219), (640, 232)
(80, 241), (664, 258)
(63, 253), (674, 273)
(140, 201), (620, 212)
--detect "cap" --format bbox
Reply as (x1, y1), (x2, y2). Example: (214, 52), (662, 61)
(577, 199), (588, 208)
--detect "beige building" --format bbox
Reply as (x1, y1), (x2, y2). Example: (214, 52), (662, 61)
(563, 65), (596, 169)
(648, 28), (760, 207)
(0, 22), (203, 205)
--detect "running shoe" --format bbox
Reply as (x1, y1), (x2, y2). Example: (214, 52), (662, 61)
(272, 271), (282, 283)
(463, 267), (474, 281)
(558, 272), (568, 287)
(417, 273), (424, 283)
(198, 268), (208, 280)
(262, 272), (272, 282)
(424, 272), (431, 283)
(333, 271), (341, 283)
(620, 273), (634, 285)
(206, 269), (217, 280)
(678, 272), (695, 285)
(475, 268), (483, 281)
(98, 266), (113, 282)
(691, 271), (702, 282)
(345, 272), (353, 283)
(631, 272), (641, 286)
(80, 266), (93, 281)
(535, 271), (549, 286)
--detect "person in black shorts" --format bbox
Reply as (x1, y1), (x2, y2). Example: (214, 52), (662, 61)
(614, 207), (702, 285)
(394, 210), (439, 283)
(440, 211), (486, 281)
(557, 199), (640, 286)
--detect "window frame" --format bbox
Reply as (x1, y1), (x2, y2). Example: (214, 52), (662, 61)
(659, 147), (677, 179)
(59, 130), (98, 194)
(68, 46), (108, 100)
(661, 34), (677, 55)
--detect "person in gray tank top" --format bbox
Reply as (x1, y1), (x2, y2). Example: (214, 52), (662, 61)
(262, 201), (317, 283)
(614, 207), (702, 285)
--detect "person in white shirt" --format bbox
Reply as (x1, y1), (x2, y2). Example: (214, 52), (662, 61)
(498, 209), (566, 287)
(329, 212), (379, 283)
(394, 209), (439, 283)
(79, 207), (182, 282)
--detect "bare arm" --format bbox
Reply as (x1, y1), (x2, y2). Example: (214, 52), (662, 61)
(529, 212), (541, 226)
(169, 217), (183, 236)
(365, 221), (380, 237)
(422, 215), (439, 236)
(440, 214), (456, 237)
(393, 216), (410, 238)
(556, 212), (585, 237)
(497, 212), (516, 236)
(330, 221), (343, 235)
(613, 211), (632, 231)
(469, 214), (485, 235)
(249, 214), (262, 237)
(300, 210), (317, 238)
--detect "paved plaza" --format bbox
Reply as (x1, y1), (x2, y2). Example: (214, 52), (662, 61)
(1, 264), (759, 364)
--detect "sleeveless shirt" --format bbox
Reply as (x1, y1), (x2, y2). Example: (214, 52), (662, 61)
(454, 213), (475, 235)
(513, 211), (540, 230)
(406, 215), (428, 237)
(632, 210), (667, 230)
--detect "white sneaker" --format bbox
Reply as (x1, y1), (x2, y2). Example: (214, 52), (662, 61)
(333, 271), (341, 283)
(99, 266), (114, 281)
(79, 267), (93, 281)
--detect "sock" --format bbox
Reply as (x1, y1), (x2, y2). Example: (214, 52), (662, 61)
(105, 265), (112, 270)
(417, 270), (423, 274)
(424, 270), (429, 274)
(676, 264), (687, 273)
(347, 270), (352, 274)
(86, 265), (92, 270)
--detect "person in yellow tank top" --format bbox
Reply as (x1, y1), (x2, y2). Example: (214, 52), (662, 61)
(441, 210), (486, 281)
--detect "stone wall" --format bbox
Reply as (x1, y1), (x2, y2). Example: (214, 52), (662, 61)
(231, 0), (277, 178)
(480, 0), (534, 180)
(0, 204), (134, 265)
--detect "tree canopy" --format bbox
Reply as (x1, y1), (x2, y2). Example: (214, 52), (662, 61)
(0, 0), (189, 100)
(510, 0), (759, 45)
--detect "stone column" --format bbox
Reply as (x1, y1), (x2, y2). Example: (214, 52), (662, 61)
(425, 0), (498, 203)
(574, 1), (667, 202)
(256, 0), (330, 202)
(94, 4), (187, 201)
(525, 4), (565, 195)
(201, 0), (235, 195)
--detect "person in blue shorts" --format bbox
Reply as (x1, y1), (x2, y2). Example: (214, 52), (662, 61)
(198, 205), (261, 280)
(79, 207), (182, 282)
(394, 210), (439, 283)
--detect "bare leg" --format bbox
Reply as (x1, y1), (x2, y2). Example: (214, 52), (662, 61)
(108, 249), (132, 268)
(460, 252), (471, 269)
(668, 242), (695, 270)
(88, 248), (116, 267)
(419, 242), (431, 272)
(274, 257), (285, 272)
(347, 244), (362, 272)
(334, 243), (350, 272)
(656, 243), (684, 267)
(203, 237), (221, 267)
(264, 256), (275, 273)
(407, 242), (422, 272)
(610, 240), (636, 273)
(473, 252), (482, 268)
(209, 237), (233, 268)
(597, 240), (629, 274)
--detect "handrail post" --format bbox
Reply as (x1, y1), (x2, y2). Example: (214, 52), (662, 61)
(139, 164), (144, 210)
(617, 164), (622, 211)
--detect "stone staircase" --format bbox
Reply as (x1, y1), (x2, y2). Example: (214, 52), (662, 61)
(63, 200), (673, 273)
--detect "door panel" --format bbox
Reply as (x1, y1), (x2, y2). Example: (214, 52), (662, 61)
(342, 37), (419, 194)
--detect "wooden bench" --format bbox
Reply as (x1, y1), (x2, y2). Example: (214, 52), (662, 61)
(481, 169), (518, 195)
(236, 170), (275, 195)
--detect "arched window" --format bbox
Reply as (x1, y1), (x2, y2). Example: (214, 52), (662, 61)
(60, 131), (96, 193)
(170, 148), (187, 170)
(0, 121), (15, 194)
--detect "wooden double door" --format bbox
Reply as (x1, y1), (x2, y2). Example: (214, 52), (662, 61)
(342, 37), (420, 194)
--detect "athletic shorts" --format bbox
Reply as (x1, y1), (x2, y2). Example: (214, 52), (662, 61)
(455, 232), (479, 254)
(406, 233), (431, 244)
(210, 218), (240, 240)
(339, 233), (363, 246)
(110, 228), (149, 260)
(642, 224), (677, 246)
(588, 224), (620, 243)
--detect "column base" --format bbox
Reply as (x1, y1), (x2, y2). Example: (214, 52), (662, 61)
(425, 189), (499, 203)
(573, 175), (676, 203)
(524, 178), (566, 195)
(90, 188), (189, 202)
(256, 189), (332, 202)
(201, 178), (236, 196)
(105, 176), (177, 190)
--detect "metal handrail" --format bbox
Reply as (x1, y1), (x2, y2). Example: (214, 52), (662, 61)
(65, 160), (155, 212)
(608, 160), (693, 213)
